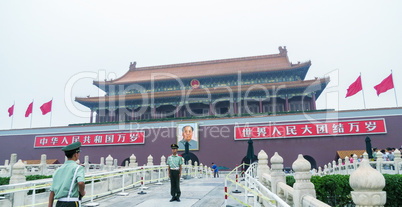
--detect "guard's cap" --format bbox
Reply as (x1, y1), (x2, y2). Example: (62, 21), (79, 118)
(62, 142), (82, 152)
(171, 144), (178, 149)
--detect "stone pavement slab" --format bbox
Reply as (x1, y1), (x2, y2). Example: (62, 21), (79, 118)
(83, 177), (229, 207)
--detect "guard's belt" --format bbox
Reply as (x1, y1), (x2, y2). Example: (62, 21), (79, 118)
(58, 197), (79, 202)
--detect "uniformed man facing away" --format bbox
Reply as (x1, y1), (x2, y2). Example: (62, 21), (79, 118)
(48, 142), (85, 207)
(167, 143), (183, 202)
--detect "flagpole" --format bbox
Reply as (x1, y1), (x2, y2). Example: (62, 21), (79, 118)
(360, 73), (366, 109)
(391, 70), (398, 107)
(30, 99), (34, 128)
(11, 101), (14, 129)
(50, 98), (53, 127)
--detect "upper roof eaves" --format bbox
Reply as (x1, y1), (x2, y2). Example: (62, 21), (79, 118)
(94, 46), (309, 86)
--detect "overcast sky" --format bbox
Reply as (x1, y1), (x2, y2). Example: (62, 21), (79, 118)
(1, 1), (402, 130)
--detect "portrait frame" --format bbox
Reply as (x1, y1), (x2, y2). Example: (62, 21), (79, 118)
(177, 122), (199, 151)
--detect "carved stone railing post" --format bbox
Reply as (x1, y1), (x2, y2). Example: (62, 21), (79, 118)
(84, 155), (90, 172)
(199, 163), (203, 178)
(105, 155), (113, 171)
(270, 152), (285, 194)
(257, 150), (270, 181)
(160, 155), (166, 178)
(40, 154), (47, 175)
(353, 154), (358, 170)
(10, 160), (26, 206)
(376, 151), (383, 172)
(100, 157), (105, 171)
(349, 159), (386, 206)
(332, 160), (337, 174)
(394, 149), (401, 174)
(129, 154), (138, 168)
(9, 153), (17, 176)
(147, 155), (153, 166)
(113, 159), (118, 169)
(194, 161), (198, 178)
(292, 154), (316, 207)
(147, 155), (154, 181)
(345, 156), (350, 174)
(337, 158), (342, 174)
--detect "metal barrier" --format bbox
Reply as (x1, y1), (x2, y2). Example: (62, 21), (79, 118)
(224, 163), (290, 207)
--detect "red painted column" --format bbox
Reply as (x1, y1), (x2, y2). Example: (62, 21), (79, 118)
(234, 101), (237, 114)
(131, 108), (135, 121)
(176, 104), (180, 118)
(311, 93), (316, 110)
(285, 96), (289, 112)
(259, 98), (263, 113)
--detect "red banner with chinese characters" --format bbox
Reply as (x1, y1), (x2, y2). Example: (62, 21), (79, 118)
(34, 131), (145, 148)
(235, 119), (386, 140)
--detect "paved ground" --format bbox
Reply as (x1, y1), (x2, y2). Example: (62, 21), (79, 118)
(82, 176), (246, 207)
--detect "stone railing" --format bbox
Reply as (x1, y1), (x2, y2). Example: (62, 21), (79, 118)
(0, 153), (212, 207)
(314, 149), (402, 176)
(256, 150), (387, 207)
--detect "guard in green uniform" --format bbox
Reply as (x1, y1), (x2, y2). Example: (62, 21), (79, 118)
(48, 142), (85, 207)
(167, 143), (183, 202)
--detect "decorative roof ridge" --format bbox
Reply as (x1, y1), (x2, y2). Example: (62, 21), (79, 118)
(129, 52), (286, 72)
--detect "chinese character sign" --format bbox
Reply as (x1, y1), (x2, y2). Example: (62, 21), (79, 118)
(235, 119), (386, 140)
(34, 131), (145, 148)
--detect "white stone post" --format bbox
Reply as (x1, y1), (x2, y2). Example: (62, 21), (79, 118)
(199, 163), (203, 178)
(129, 154), (138, 168)
(194, 161), (198, 178)
(160, 155), (166, 179)
(257, 150), (269, 181)
(349, 159), (386, 206)
(270, 152), (285, 194)
(345, 156), (350, 174)
(376, 151), (383, 173)
(100, 157), (105, 171)
(84, 155), (90, 172)
(114, 159), (118, 169)
(292, 154), (316, 207)
(332, 160), (337, 174)
(40, 154), (47, 175)
(147, 155), (153, 166)
(394, 149), (401, 174)
(10, 160), (26, 207)
(353, 154), (358, 170)
(337, 158), (342, 174)
(105, 155), (113, 171)
(9, 153), (17, 176)
(147, 155), (154, 182)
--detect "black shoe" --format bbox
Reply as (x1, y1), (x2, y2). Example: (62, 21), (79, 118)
(170, 197), (176, 202)
(176, 198), (181, 202)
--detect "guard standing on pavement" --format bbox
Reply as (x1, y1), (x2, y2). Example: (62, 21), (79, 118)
(167, 143), (183, 202)
(48, 142), (86, 207)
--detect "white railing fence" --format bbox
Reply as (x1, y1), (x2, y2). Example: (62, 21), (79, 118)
(314, 149), (402, 176)
(0, 154), (212, 207)
(225, 150), (388, 207)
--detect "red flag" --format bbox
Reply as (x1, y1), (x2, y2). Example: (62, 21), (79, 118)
(346, 75), (362, 98)
(8, 105), (14, 117)
(40, 100), (52, 115)
(374, 74), (394, 96)
(25, 102), (33, 117)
